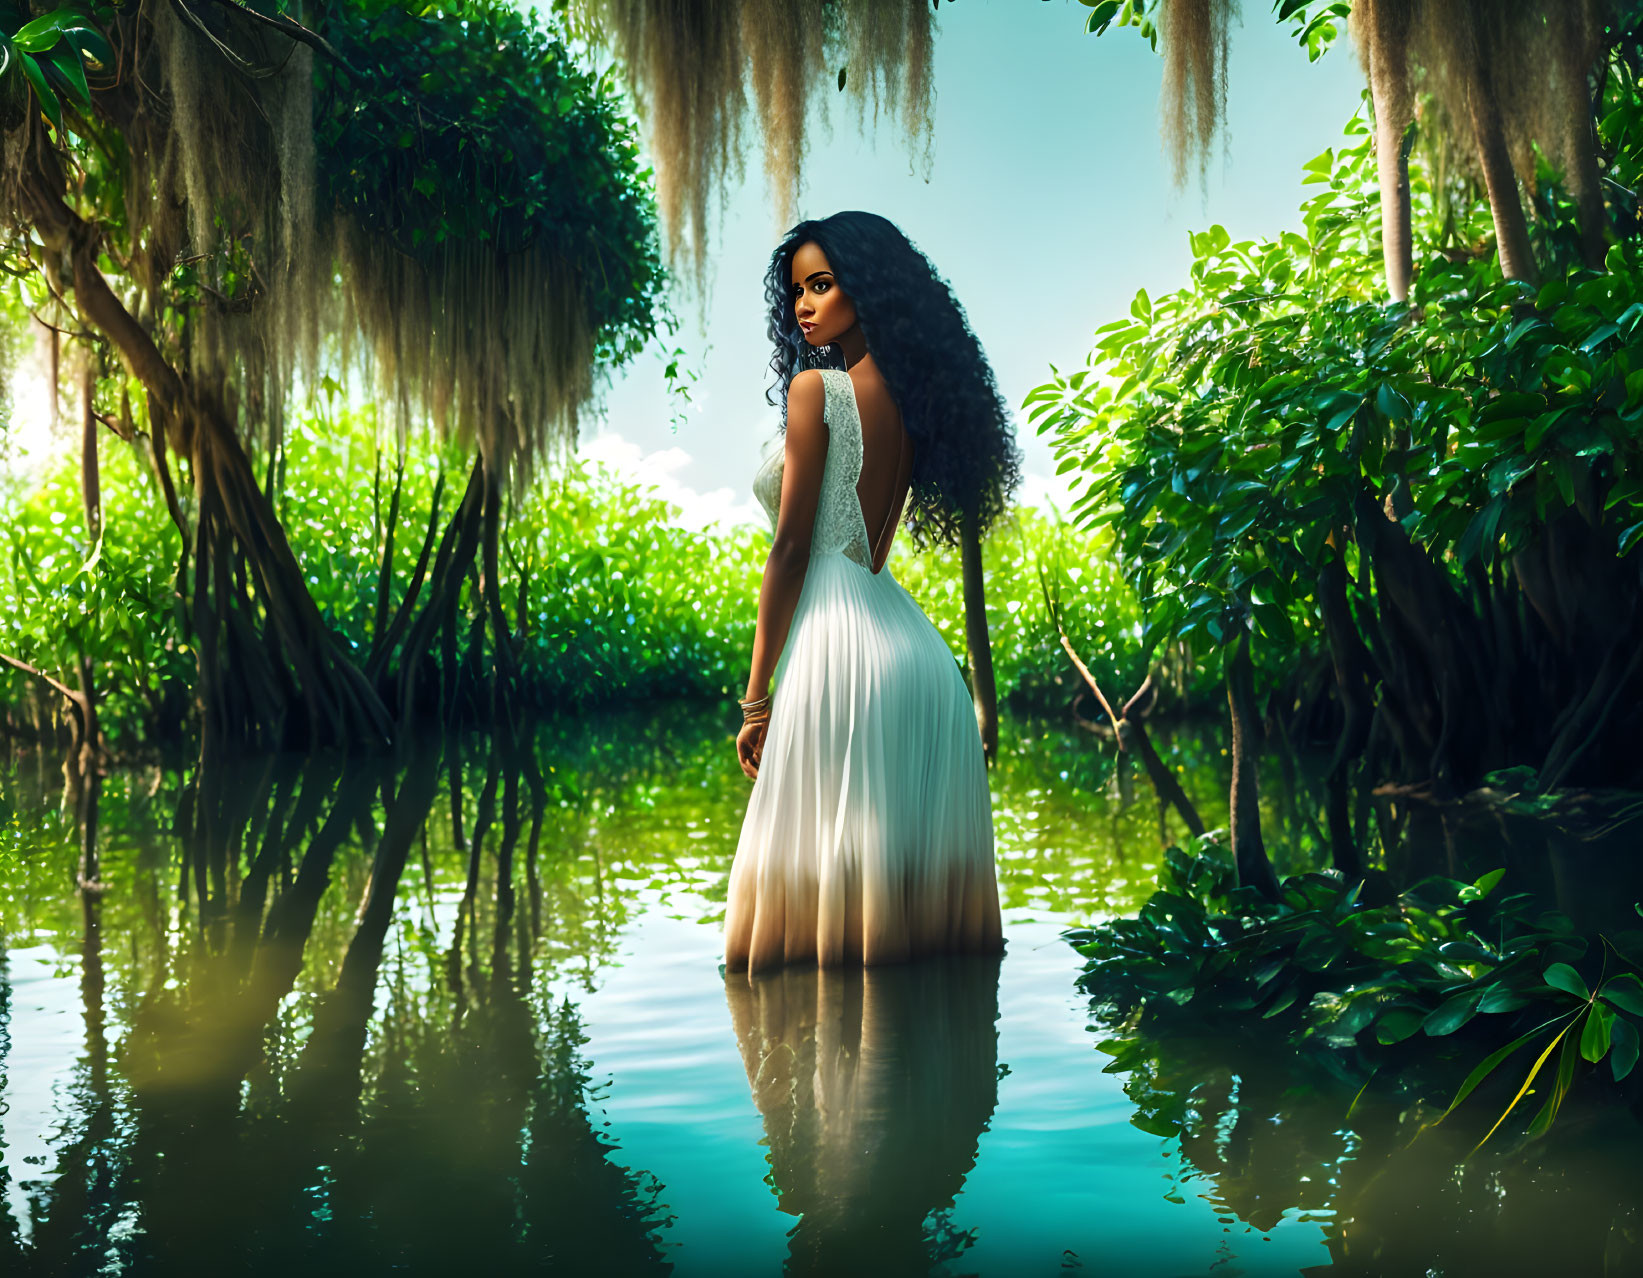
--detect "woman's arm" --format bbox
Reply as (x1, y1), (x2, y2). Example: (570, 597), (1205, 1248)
(743, 369), (829, 702)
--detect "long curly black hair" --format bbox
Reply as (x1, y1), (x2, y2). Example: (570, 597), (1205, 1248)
(762, 210), (1022, 548)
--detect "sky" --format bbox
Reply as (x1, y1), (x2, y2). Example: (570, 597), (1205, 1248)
(575, 0), (1370, 532)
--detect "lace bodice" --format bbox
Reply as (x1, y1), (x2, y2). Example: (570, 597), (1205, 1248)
(753, 368), (874, 570)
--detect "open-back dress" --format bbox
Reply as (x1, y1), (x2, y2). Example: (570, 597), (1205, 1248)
(723, 365), (1004, 974)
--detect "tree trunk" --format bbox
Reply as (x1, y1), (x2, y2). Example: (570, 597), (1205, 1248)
(1557, 0), (1609, 272)
(81, 360), (102, 543)
(960, 504), (998, 762)
(1375, 115), (1415, 302)
(1360, 0), (1415, 301)
(1318, 547), (1374, 878)
(1119, 717), (1206, 841)
(21, 139), (393, 750)
(1464, 54), (1539, 286)
(1227, 632), (1280, 899)
(1564, 79), (1609, 271)
(78, 360), (102, 772)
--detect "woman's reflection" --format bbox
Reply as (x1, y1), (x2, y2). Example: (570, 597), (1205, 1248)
(725, 954), (1002, 1276)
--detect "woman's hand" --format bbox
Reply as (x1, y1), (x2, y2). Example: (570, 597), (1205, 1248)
(737, 717), (768, 781)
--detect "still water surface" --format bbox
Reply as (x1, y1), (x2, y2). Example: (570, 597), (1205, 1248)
(0, 706), (1632, 1275)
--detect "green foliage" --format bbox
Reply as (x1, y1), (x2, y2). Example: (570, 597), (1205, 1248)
(260, 405), (771, 710)
(1033, 112), (1386, 670)
(316, 0), (664, 368)
(1070, 845), (1643, 1149)
(898, 504), (1189, 711)
(0, 438), (191, 739)
(0, 1), (110, 136)
(1034, 92), (1643, 679)
(0, 403), (1147, 744)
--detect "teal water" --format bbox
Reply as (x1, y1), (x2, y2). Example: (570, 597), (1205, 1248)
(1, 706), (1632, 1276)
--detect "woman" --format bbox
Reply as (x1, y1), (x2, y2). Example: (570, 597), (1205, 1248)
(723, 210), (1021, 974)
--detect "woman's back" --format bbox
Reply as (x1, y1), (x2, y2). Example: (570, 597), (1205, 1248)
(849, 362), (914, 574)
(754, 366), (911, 575)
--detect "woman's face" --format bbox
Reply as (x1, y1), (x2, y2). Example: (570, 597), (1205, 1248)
(790, 240), (857, 347)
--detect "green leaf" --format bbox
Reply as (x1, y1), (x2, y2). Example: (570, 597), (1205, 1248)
(1438, 1011), (1571, 1122)
(45, 42), (88, 107)
(1374, 382), (1411, 421)
(1130, 1111), (1181, 1138)
(1423, 988), (1483, 1037)
(1083, 0), (1124, 28)
(1374, 1006), (1427, 1044)
(1611, 1015), (1640, 1082)
(60, 25), (114, 70)
(1599, 972), (1643, 1017)
(1261, 984), (1301, 1018)
(1478, 985), (1530, 1014)
(1437, 940), (1496, 964)
(1470, 1018), (1576, 1153)
(1301, 147), (1333, 177)
(1525, 1025), (1583, 1140)
(11, 11), (67, 53)
(1580, 321), (1620, 352)
(1543, 962), (1590, 1000)
(1251, 601), (1294, 646)
(1581, 1001), (1613, 1062)
(16, 50), (61, 134)
(1457, 495), (1506, 564)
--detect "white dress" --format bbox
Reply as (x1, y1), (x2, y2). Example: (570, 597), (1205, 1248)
(723, 366), (1003, 974)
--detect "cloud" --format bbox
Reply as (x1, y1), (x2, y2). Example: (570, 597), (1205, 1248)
(575, 428), (1087, 536)
(577, 430), (767, 533)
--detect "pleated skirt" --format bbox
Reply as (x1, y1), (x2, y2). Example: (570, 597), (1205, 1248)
(723, 551), (1004, 974)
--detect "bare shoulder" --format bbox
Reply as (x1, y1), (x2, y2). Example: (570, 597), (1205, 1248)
(784, 369), (829, 447)
(786, 367), (828, 403)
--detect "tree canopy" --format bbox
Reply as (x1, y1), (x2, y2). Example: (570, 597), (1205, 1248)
(1, 0), (670, 749)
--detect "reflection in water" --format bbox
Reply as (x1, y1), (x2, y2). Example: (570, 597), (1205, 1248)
(726, 956), (1002, 1275)
(8, 705), (1643, 1274)
(1, 731), (674, 1275)
(1114, 1026), (1643, 1278)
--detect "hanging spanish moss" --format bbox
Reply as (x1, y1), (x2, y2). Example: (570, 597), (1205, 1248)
(120, 0), (613, 482)
(143, 0), (327, 463)
(1346, 0), (1611, 281)
(1, 0), (666, 747)
(1349, 0), (1416, 139)
(574, 0), (939, 304)
(1395, 0), (1607, 198)
(1159, 0), (1235, 193)
(741, 0), (829, 249)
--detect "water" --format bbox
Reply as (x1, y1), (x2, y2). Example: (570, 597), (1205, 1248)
(0, 706), (1636, 1276)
